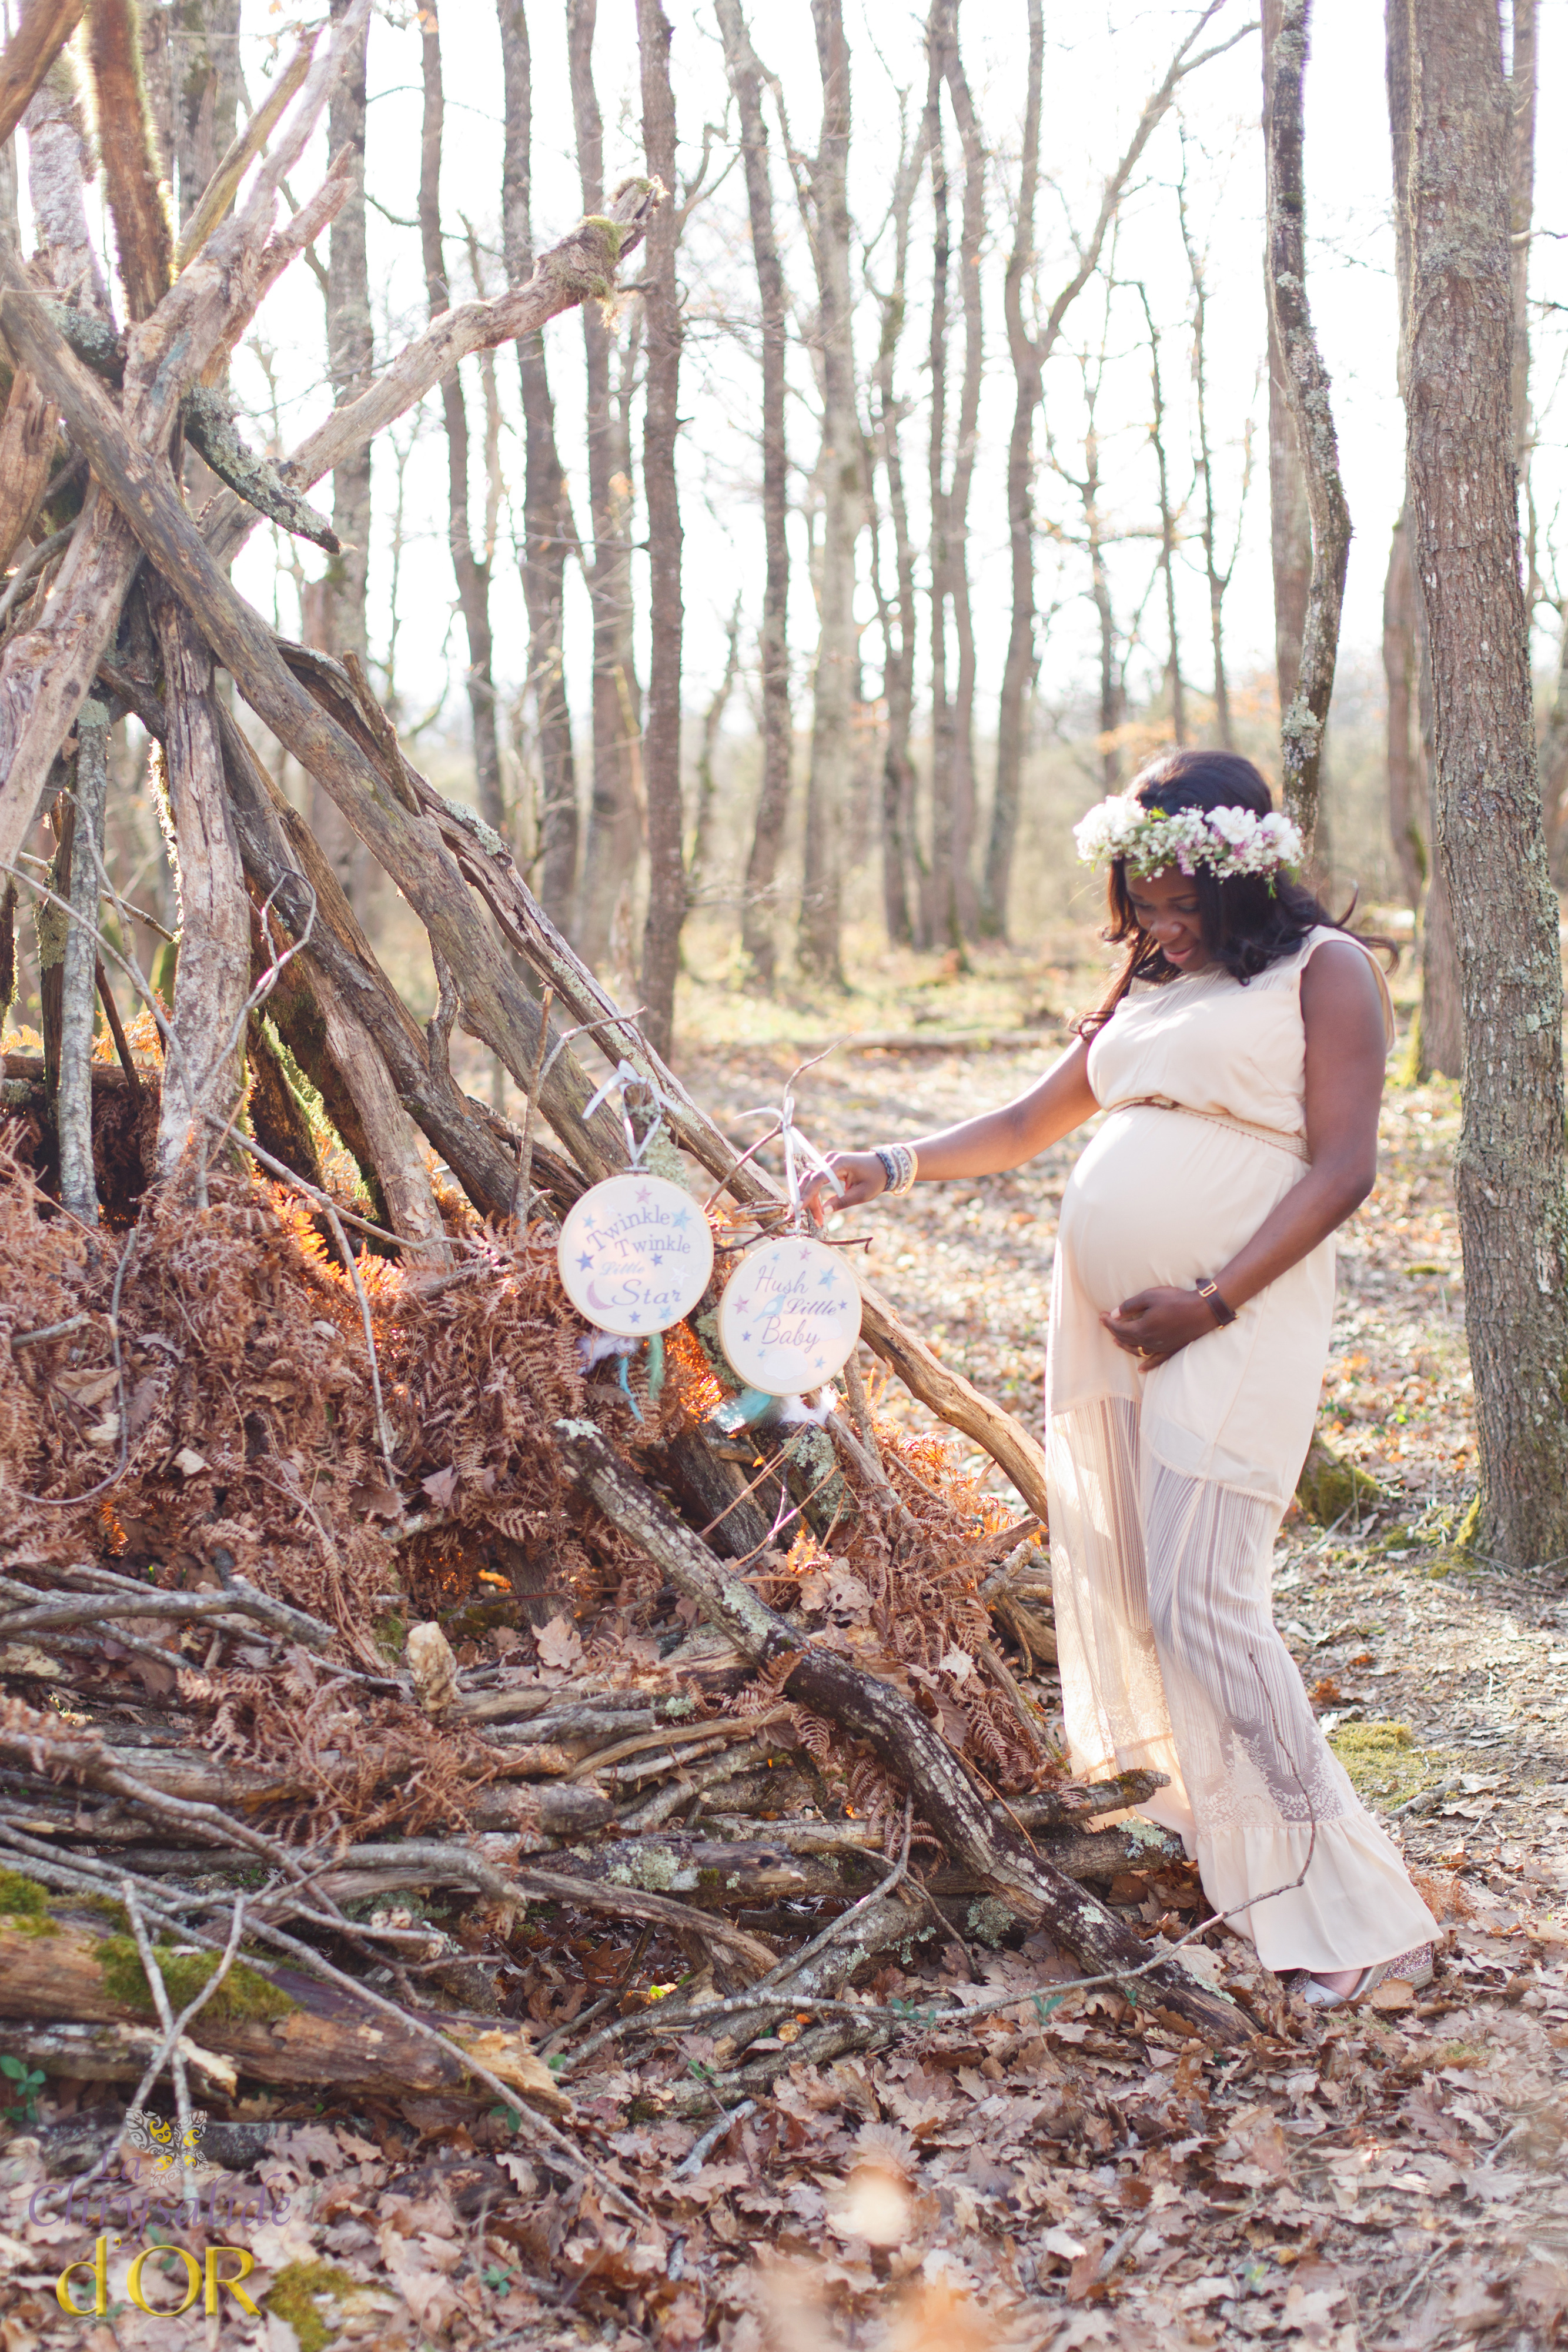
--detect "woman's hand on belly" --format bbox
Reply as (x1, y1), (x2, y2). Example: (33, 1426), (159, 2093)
(1101, 1285), (1219, 1369)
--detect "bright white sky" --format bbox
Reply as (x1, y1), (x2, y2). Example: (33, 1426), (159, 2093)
(21, 3), (1568, 761)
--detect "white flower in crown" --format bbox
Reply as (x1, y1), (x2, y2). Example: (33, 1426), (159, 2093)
(1073, 795), (1303, 881)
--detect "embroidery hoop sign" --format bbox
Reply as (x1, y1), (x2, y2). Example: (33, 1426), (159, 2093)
(717, 1234), (862, 1395)
(558, 1174), (714, 1338)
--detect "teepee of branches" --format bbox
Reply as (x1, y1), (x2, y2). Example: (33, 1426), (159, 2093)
(0, 0), (1259, 2165)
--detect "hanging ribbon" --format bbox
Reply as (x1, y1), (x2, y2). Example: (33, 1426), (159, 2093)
(577, 1325), (663, 1425)
(583, 1060), (668, 1170)
(735, 1080), (844, 1228)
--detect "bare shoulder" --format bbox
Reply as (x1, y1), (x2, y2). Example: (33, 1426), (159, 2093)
(1298, 934), (1389, 1040)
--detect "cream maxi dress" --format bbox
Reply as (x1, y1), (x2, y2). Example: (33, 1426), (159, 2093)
(1048, 926), (1436, 1973)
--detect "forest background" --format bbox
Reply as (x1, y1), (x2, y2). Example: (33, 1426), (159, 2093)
(7, 0), (1568, 1055)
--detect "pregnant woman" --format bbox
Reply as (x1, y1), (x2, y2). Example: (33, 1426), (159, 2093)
(820, 749), (1435, 2007)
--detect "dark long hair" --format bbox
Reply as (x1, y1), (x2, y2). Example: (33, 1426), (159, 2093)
(1076, 749), (1395, 1037)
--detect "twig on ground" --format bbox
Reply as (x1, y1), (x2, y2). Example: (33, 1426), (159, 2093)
(673, 2098), (755, 2178)
(121, 1880), (199, 2203)
(66, 1894), (249, 2205)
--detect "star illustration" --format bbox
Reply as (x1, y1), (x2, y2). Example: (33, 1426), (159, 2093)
(673, 1208), (690, 1228)
(813, 1356), (825, 1369)
(577, 1252), (594, 1271)
(628, 1312), (642, 1326)
(636, 1184), (652, 1204)
(583, 1212), (597, 1230)
(818, 1269), (835, 1288)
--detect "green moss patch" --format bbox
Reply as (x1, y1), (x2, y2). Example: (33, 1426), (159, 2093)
(96, 1936), (296, 2023)
(265, 2262), (359, 2352)
(1328, 1719), (1453, 1811)
(0, 1869), (56, 1936)
(1295, 1434), (1386, 1526)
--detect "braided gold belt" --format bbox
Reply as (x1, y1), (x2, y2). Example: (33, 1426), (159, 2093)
(1108, 1093), (1310, 1162)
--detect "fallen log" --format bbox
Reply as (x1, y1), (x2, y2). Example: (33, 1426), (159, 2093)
(556, 1422), (1249, 2043)
(0, 1899), (565, 2107)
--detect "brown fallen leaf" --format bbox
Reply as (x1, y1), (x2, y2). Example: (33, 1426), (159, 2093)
(452, 2027), (571, 2113)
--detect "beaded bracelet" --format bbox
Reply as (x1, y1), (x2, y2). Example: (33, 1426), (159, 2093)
(874, 1142), (918, 1198)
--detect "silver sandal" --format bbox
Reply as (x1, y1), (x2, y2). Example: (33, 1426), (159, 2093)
(1300, 1944), (1435, 2010)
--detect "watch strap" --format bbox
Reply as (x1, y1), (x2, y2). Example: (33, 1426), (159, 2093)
(1196, 1277), (1236, 1327)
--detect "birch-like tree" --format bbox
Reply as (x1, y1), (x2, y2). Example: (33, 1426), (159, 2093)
(717, 0), (792, 991)
(569, 0), (641, 969)
(635, 0), (684, 1060)
(794, 0), (861, 985)
(497, 0), (580, 930)
(420, 2), (502, 842)
(1261, 0), (1349, 868)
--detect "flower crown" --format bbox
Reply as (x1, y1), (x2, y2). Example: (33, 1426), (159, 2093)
(1073, 796), (1303, 881)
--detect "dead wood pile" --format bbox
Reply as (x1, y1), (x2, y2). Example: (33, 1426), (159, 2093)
(0, 0), (1255, 2219)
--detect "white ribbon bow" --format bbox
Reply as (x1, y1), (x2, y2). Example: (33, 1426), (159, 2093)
(738, 1083), (844, 1221)
(583, 1060), (667, 1169)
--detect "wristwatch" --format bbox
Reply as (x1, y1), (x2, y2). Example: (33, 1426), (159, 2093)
(1195, 1277), (1236, 1327)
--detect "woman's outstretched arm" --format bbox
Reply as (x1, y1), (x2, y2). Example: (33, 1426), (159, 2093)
(811, 1036), (1100, 1210)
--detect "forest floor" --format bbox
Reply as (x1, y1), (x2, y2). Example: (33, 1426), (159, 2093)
(668, 924), (1568, 2350)
(4, 926), (1567, 2351)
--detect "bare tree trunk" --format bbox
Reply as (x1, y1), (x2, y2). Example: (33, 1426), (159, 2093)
(924, 32), (955, 950)
(1385, 0), (1462, 1078)
(867, 96), (927, 950)
(569, 0), (640, 971)
(634, 0), (684, 1060)
(716, 0), (792, 991)
(1262, 0), (1349, 864)
(981, 0), (1041, 936)
(687, 596), (740, 891)
(420, 2), (503, 840)
(307, 0), (372, 914)
(1507, 0), (1534, 472)
(498, 0), (580, 932)
(24, 60), (108, 311)
(158, 0), (241, 230)
(1264, 329), (1310, 721)
(57, 694), (108, 1224)
(1382, 506), (1425, 910)
(150, 591), (250, 1184)
(1403, 0), (1568, 1570)
(795, 0), (861, 986)
(1178, 146), (1243, 751)
(937, 0), (982, 939)
(573, 4), (639, 969)
(1137, 284), (1185, 746)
